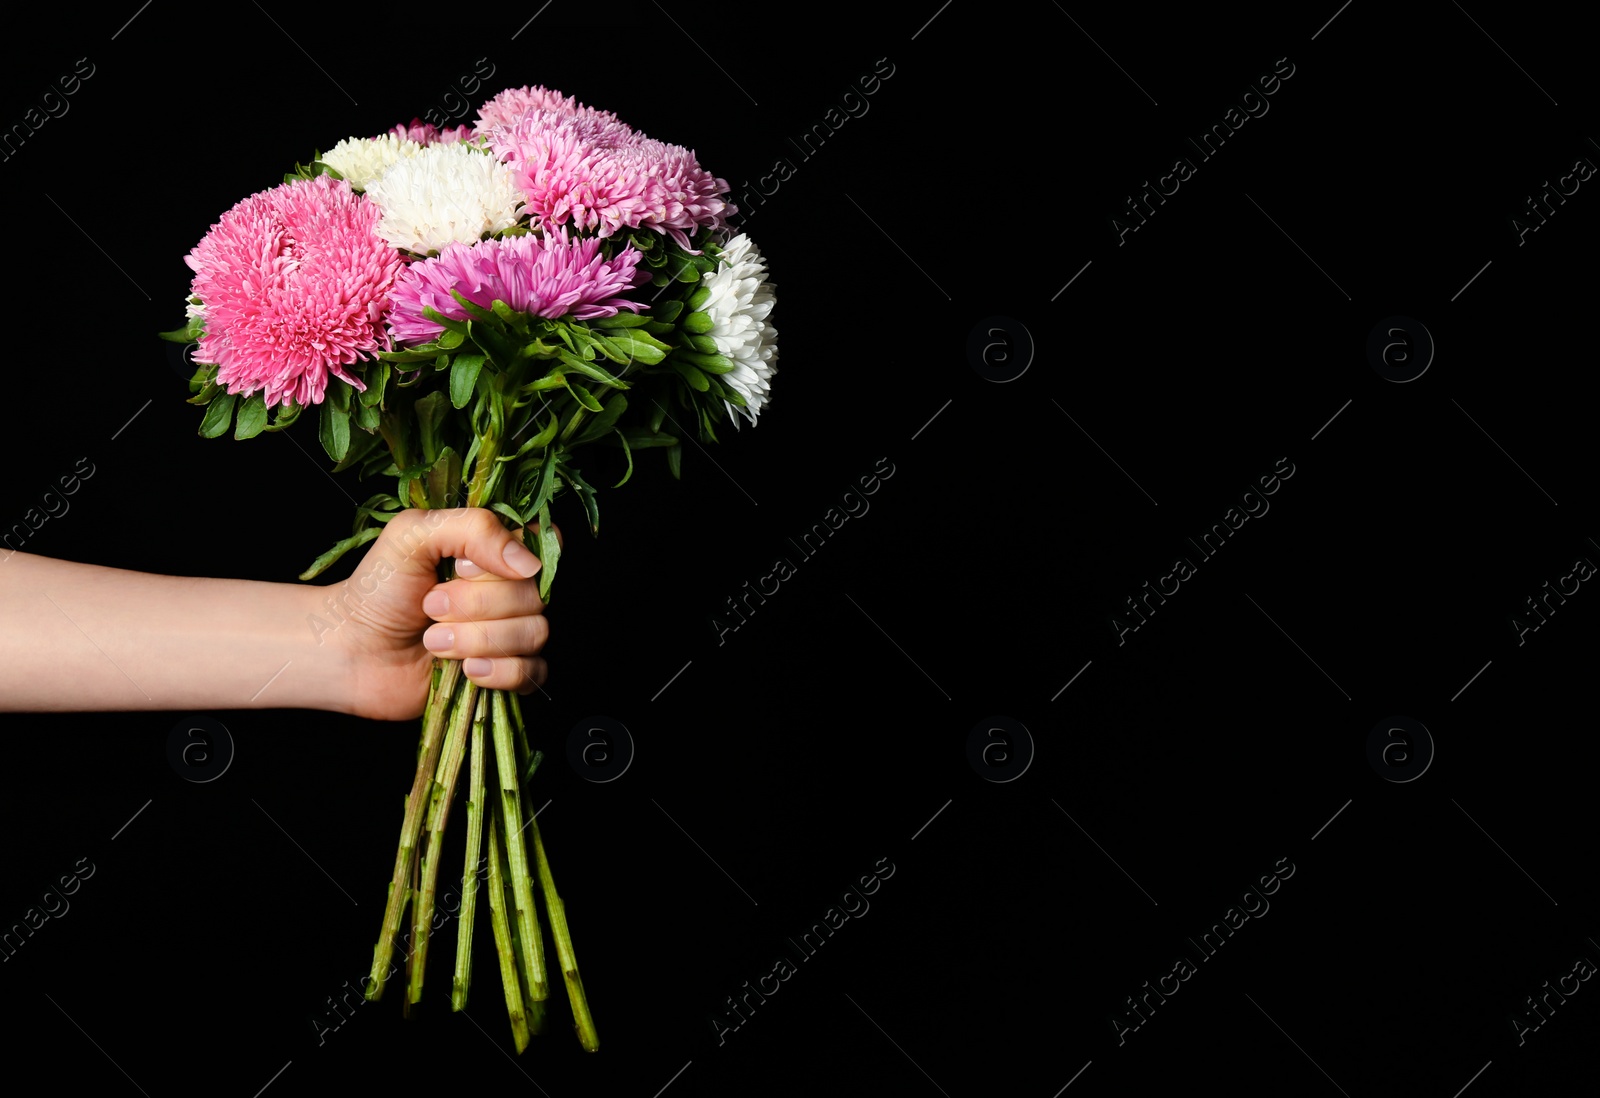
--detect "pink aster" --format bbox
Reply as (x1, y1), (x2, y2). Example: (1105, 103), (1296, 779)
(474, 84), (620, 134)
(383, 117), (473, 145)
(387, 230), (651, 345)
(184, 175), (404, 408)
(488, 109), (735, 252)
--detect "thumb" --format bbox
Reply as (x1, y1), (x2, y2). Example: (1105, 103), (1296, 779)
(386, 508), (542, 581)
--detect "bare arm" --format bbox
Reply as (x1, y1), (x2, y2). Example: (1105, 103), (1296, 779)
(0, 508), (552, 718)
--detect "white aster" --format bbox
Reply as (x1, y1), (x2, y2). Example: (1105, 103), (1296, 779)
(319, 134), (423, 192)
(364, 143), (526, 256)
(700, 233), (778, 428)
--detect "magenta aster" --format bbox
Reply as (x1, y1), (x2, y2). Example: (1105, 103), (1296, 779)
(184, 175), (404, 408)
(488, 109), (735, 251)
(384, 117), (474, 145)
(387, 230), (651, 344)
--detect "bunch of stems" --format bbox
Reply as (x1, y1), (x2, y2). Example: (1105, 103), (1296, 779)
(360, 363), (596, 1051)
(363, 655), (597, 1052)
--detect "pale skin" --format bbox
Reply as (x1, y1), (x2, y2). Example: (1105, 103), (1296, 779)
(0, 508), (555, 721)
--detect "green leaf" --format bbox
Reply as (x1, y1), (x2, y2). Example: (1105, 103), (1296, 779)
(667, 441), (682, 480)
(298, 526), (382, 581)
(682, 310), (714, 335)
(437, 328), (466, 351)
(199, 392), (237, 438)
(421, 306), (470, 336)
(569, 466), (600, 535)
(491, 502), (526, 528)
(612, 431), (633, 488)
(470, 319), (520, 369)
(351, 398), (381, 432)
(329, 377), (352, 414)
(528, 450), (562, 517)
(377, 346), (443, 364)
(490, 299), (531, 333)
(158, 318), (203, 343)
(675, 349), (735, 373)
(413, 391), (449, 464)
(501, 410), (561, 461)
(648, 400), (668, 434)
(536, 502), (560, 601)
(233, 393), (268, 440)
(319, 398), (351, 461)
(572, 394), (628, 445)
(591, 311), (652, 328)
(187, 379), (221, 406)
(449, 289), (498, 324)
(595, 329), (670, 367)
(654, 299), (684, 324)
(673, 362), (710, 392)
(360, 360), (390, 407)
(687, 287), (711, 310)
(450, 353), (486, 409)
(354, 492), (405, 531)
(267, 400), (304, 431)
(613, 429), (679, 449)
(564, 378), (604, 413)
(561, 351), (633, 388)
(425, 446), (462, 510)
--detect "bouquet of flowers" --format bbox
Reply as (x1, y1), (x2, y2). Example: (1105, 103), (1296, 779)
(159, 85), (778, 1052)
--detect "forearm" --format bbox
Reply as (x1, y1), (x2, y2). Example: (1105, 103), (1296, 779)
(0, 551), (354, 713)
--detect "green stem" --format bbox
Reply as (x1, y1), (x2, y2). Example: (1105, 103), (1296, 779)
(407, 677), (478, 1004)
(507, 690), (598, 1051)
(452, 691), (489, 1011)
(367, 659), (464, 1000)
(489, 690), (548, 1004)
(484, 812), (530, 1052)
(531, 818), (599, 1051)
(402, 813), (423, 1019)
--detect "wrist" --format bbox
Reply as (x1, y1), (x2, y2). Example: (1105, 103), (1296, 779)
(280, 581), (364, 715)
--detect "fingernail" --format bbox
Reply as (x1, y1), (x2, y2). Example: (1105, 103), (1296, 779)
(456, 558), (482, 577)
(422, 591), (450, 617)
(502, 539), (541, 579)
(423, 626), (454, 653)
(464, 658), (493, 677)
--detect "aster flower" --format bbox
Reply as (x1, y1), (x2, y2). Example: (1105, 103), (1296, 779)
(488, 110), (734, 251)
(184, 175), (404, 409)
(697, 233), (777, 427)
(473, 84), (620, 133)
(364, 142), (526, 256)
(384, 117), (475, 145)
(387, 230), (650, 345)
(318, 133), (422, 192)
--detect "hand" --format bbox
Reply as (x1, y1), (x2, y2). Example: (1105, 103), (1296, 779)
(327, 508), (558, 722)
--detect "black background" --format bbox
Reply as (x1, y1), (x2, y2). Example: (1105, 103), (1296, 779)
(2, 3), (1596, 1096)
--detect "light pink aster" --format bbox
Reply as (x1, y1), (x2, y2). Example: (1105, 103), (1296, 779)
(184, 175), (404, 408)
(387, 230), (651, 344)
(474, 85), (620, 133)
(487, 109), (735, 252)
(384, 117), (473, 145)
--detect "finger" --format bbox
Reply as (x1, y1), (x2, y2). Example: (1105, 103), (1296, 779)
(423, 615), (550, 661)
(385, 509), (544, 581)
(461, 655), (549, 694)
(422, 574), (546, 622)
(454, 523), (562, 580)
